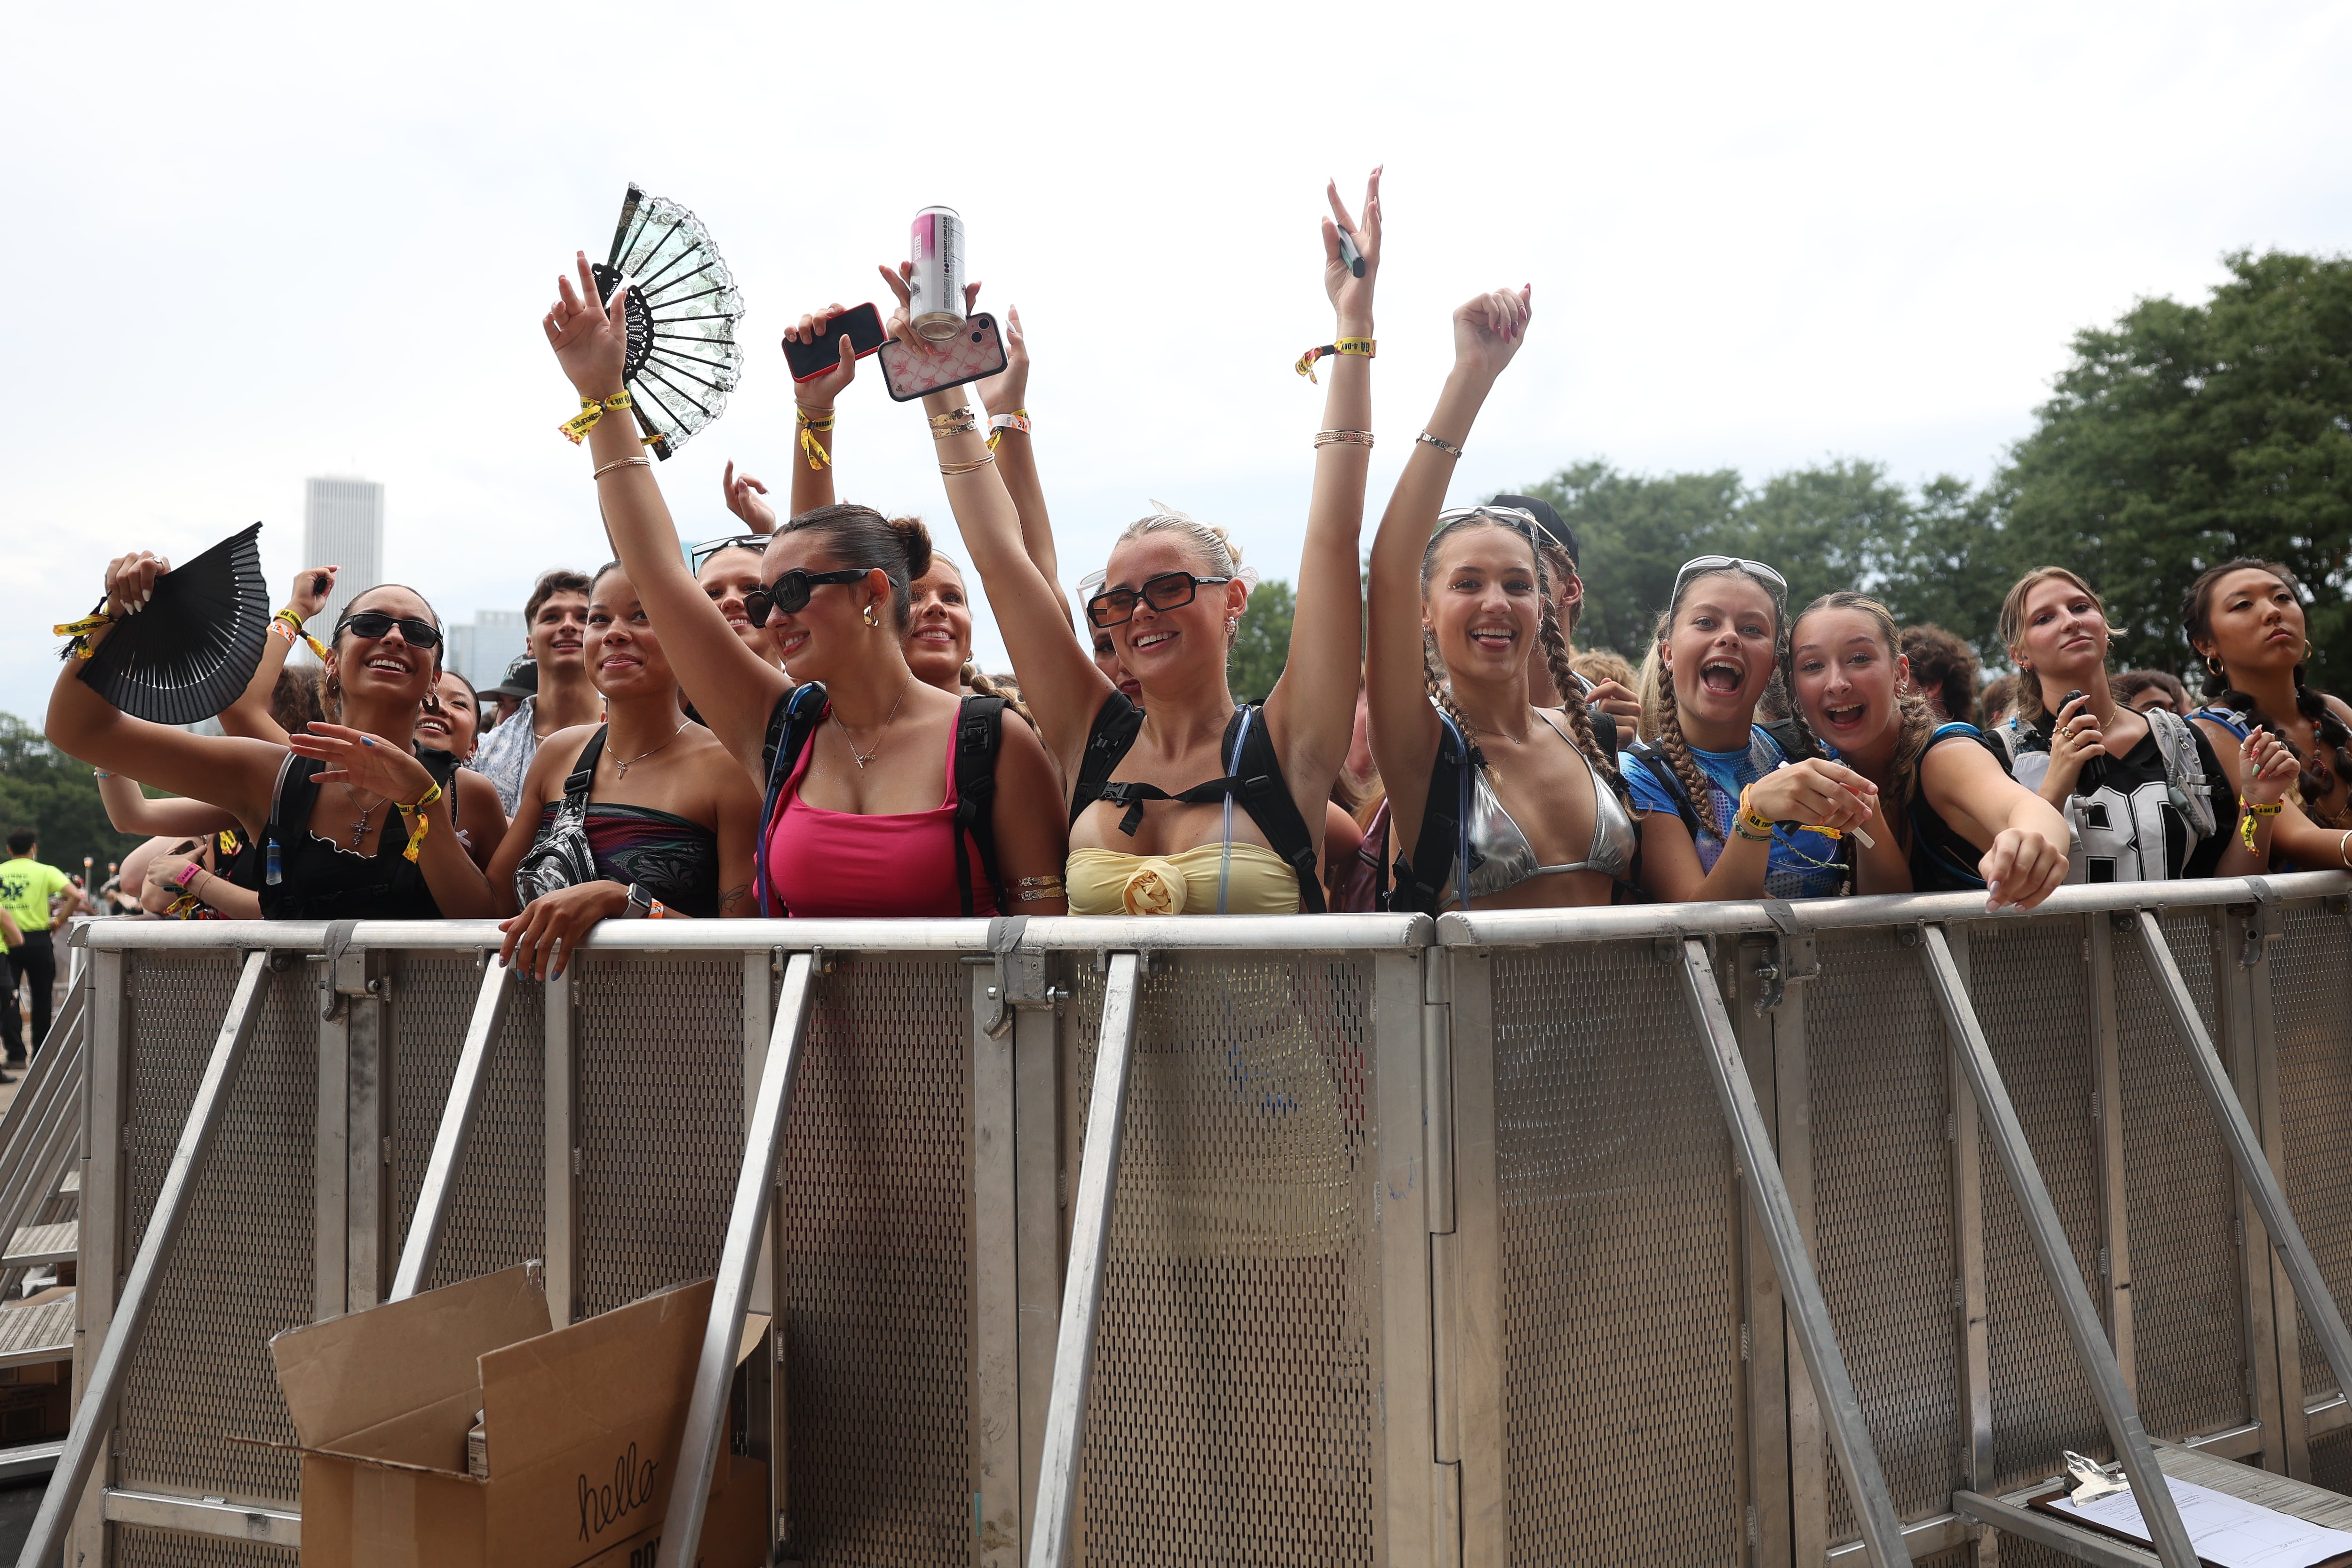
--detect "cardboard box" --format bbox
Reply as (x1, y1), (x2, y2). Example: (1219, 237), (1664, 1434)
(265, 1264), (768, 1568)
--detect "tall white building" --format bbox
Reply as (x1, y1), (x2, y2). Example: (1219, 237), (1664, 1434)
(302, 477), (385, 630)
(449, 610), (528, 689)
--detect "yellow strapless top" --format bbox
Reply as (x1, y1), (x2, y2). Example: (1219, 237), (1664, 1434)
(1066, 843), (1303, 916)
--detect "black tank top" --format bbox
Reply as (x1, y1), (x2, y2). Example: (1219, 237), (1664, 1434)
(254, 748), (462, 920)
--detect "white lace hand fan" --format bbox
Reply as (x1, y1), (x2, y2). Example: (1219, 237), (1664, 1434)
(590, 184), (746, 459)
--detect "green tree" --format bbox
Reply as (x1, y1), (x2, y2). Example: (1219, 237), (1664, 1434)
(0, 714), (141, 888)
(1227, 579), (1295, 701)
(1523, 461), (1744, 658)
(1868, 474), (2019, 665)
(1999, 249), (2352, 681)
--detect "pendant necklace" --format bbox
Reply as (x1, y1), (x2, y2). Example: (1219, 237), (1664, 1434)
(832, 677), (912, 770)
(614, 716), (692, 780)
(343, 786), (382, 849)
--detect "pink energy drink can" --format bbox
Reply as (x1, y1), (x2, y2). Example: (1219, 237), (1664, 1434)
(908, 206), (966, 342)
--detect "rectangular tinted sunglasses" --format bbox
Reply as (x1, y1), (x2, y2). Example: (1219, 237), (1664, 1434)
(686, 532), (769, 574)
(336, 610), (444, 650)
(1086, 570), (1233, 629)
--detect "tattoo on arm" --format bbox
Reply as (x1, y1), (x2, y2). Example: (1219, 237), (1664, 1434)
(718, 882), (751, 916)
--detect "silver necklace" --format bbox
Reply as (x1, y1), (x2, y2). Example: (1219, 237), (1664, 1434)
(831, 677), (912, 770)
(342, 785), (382, 848)
(612, 716), (691, 780)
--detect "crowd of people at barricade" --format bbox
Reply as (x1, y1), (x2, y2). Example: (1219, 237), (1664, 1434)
(36, 172), (2352, 986)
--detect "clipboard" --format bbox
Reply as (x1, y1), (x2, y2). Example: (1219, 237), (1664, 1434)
(2027, 1480), (2352, 1568)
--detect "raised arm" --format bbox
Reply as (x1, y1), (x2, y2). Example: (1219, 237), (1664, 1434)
(46, 551), (288, 833)
(784, 302), (862, 518)
(1366, 282), (1532, 851)
(220, 565), (335, 744)
(882, 267), (1113, 772)
(545, 252), (790, 779)
(976, 306), (1068, 624)
(1262, 170), (1383, 793)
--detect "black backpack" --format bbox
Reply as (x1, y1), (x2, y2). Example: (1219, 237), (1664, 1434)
(1069, 693), (1327, 914)
(755, 683), (1007, 917)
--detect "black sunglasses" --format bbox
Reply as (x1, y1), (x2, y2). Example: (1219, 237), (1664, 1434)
(745, 569), (869, 628)
(1086, 570), (1233, 629)
(337, 610), (444, 651)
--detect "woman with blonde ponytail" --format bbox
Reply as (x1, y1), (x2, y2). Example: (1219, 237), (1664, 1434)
(1783, 592), (2069, 909)
(1367, 286), (1642, 912)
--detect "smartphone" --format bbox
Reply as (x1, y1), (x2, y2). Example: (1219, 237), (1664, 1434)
(782, 302), (889, 382)
(311, 571), (332, 597)
(879, 311), (1009, 402)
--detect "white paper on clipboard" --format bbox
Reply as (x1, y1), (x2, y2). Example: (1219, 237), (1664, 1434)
(2047, 1475), (2352, 1567)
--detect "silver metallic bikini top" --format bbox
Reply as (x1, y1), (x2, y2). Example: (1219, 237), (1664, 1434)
(1440, 711), (1639, 904)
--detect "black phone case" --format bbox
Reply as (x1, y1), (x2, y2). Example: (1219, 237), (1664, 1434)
(782, 304), (888, 382)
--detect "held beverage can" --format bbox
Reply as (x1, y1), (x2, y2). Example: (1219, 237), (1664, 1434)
(907, 206), (966, 342)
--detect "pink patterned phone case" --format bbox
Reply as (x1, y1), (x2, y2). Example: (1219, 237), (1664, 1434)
(880, 312), (1009, 401)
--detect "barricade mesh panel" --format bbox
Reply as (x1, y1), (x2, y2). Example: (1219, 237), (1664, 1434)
(778, 955), (972, 1567)
(1965, 917), (2108, 1490)
(573, 955), (743, 1318)
(2310, 1421), (2352, 1496)
(117, 954), (315, 1504)
(1990, 1536), (2072, 1568)
(1807, 927), (1962, 1541)
(387, 953), (475, 1259)
(1488, 942), (1740, 1567)
(1065, 954), (1378, 1566)
(432, 976), (546, 1290)
(2269, 900), (2352, 1408)
(114, 1529), (295, 1568)
(2116, 911), (2249, 1440)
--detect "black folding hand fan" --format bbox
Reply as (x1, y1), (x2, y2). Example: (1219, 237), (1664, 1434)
(591, 183), (747, 459)
(73, 522), (270, 725)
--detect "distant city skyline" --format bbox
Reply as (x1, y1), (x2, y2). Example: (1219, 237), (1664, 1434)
(301, 477), (384, 630)
(448, 608), (526, 690)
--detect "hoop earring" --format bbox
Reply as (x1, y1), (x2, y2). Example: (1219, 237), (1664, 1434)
(863, 605), (880, 629)
(2207, 655), (2225, 677)
(2305, 640), (2316, 663)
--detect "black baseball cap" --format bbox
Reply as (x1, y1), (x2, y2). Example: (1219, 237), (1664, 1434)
(483, 656), (538, 701)
(1489, 494), (1579, 567)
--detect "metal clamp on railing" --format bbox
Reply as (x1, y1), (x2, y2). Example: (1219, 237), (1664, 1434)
(318, 920), (386, 1018)
(1754, 898), (1820, 1013)
(2236, 876), (2284, 968)
(978, 916), (1055, 1039)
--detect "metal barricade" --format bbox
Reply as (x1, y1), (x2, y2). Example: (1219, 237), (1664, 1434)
(21, 874), (2352, 1568)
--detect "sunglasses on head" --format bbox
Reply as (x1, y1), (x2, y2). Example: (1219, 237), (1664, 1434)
(1671, 555), (1788, 606)
(337, 610), (444, 651)
(1086, 570), (1233, 629)
(687, 533), (769, 574)
(744, 569), (870, 628)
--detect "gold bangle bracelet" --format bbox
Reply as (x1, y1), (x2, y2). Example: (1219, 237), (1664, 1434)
(939, 454), (997, 477)
(592, 456), (652, 481)
(1314, 429), (1375, 448)
(929, 406), (980, 439)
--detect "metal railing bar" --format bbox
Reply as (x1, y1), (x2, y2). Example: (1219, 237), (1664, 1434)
(1820, 1512), (1971, 1561)
(1674, 939), (1911, 1568)
(1921, 925), (2200, 1568)
(1028, 951), (1143, 1568)
(389, 958), (512, 1302)
(1438, 871), (2352, 948)
(74, 913), (1436, 956)
(19, 947), (273, 1568)
(654, 951), (818, 1568)
(2133, 909), (2352, 1409)
(99, 1485), (300, 1545)
(1952, 1490), (2158, 1567)
(0, 1054), (82, 1261)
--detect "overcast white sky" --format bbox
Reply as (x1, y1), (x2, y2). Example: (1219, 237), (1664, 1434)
(7, 1), (2351, 724)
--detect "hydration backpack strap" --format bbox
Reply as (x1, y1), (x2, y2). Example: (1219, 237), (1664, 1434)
(1224, 702), (1326, 914)
(951, 695), (1007, 917)
(2144, 706), (2219, 841)
(1394, 716), (1475, 915)
(1069, 692), (1147, 827)
(755, 683), (829, 918)
(1629, 744), (1708, 843)
(560, 728), (607, 820)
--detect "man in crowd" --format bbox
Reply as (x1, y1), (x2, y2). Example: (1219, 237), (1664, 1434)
(473, 570), (599, 814)
(2, 828), (87, 1064)
(481, 656), (536, 732)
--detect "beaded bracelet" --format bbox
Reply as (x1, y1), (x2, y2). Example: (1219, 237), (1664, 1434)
(1314, 429), (1375, 449)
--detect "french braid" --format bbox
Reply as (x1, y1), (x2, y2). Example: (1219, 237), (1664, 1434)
(1649, 674), (1718, 822)
(959, 660), (1036, 727)
(1534, 572), (1630, 804)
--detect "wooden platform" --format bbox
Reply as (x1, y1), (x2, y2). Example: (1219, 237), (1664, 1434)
(2, 1222), (75, 1269)
(1958, 1440), (2352, 1563)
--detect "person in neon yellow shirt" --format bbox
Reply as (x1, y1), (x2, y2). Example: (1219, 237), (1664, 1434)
(2, 830), (84, 1062)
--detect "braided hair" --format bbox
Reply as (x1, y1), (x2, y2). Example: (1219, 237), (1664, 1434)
(958, 661), (1037, 727)
(1649, 568), (1787, 818)
(2182, 557), (2352, 823)
(1418, 511), (1629, 804)
(1781, 592), (1938, 806)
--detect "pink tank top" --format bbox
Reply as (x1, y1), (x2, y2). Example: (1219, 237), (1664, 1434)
(762, 712), (998, 918)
